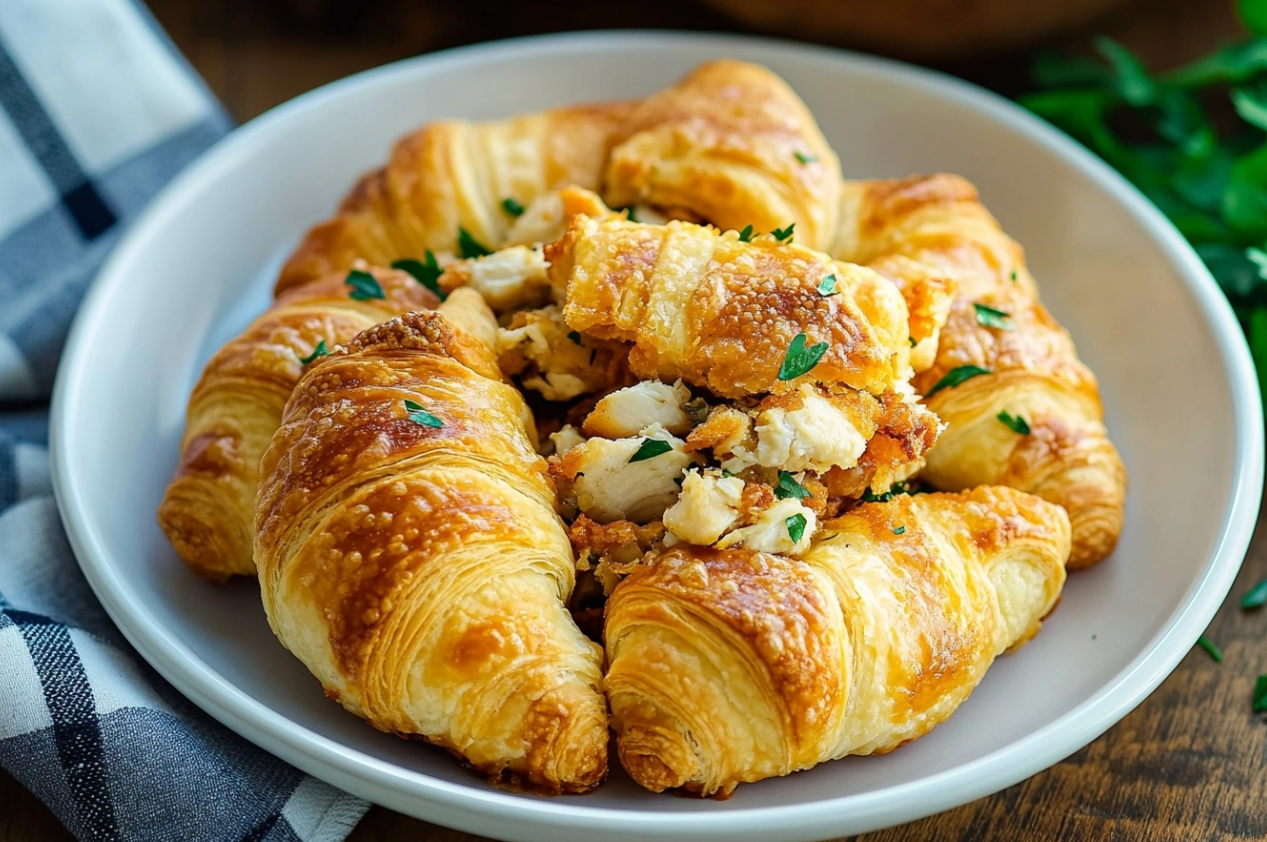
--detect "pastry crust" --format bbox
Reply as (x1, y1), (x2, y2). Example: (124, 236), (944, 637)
(604, 486), (1069, 797)
(156, 265), (437, 581)
(254, 310), (608, 793)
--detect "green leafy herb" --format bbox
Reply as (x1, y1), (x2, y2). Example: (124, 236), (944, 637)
(684, 397), (711, 423)
(738, 224), (757, 242)
(1255, 675), (1267, 712)
(817, 273), (839, 296)
(622, 206), (639, 223)
(794, 151), (819, 164)
(391, 253), (447, 301)
(457, 227), (492, 259)
(1242, 578), (1267, 609)
(567, 330), (583, 345)
(404, 399), (443, 428)
(775, 471), (812, 500)
(908, 336), (917, 348)
(298, 340), (329, 365)
(345, 269), (385, 301)
(772, 223), (795, 242)
(860, 480), (923, 504)
(925, 365), (991, 397)
(777, 333), (829, 381)
(786, 513), (808, 544)
(501, 197), (525, 217)
(628, 438), (673, 463)
(1009, 270), (1019, 283)
(1196, 635), (1224, 663)
(892, 525), (906, 535)
(997, 410), (1032, 435)
(974, 303), (1013, 330)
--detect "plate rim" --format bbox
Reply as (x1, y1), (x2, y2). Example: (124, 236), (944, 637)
(48, 29), (1266, 842)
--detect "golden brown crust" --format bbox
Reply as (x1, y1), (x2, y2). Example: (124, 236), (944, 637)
(604, 486), (1069, 796)
(156, 266), (436, 582)
(255, 311), (608, 793)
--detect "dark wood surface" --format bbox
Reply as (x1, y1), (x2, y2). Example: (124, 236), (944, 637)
(6, 0), (1266, 840)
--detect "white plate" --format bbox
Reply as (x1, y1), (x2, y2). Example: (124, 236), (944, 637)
(50, 31), (1264, 842)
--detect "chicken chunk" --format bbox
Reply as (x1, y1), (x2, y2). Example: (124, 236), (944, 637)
(662, 469), (745, 545)
(497, 305), (631, 401)
(716, 497), (817, 555)
(440, 245), (552, 313)
(554, 424), (696, 523)
(582, 380), (694, 439)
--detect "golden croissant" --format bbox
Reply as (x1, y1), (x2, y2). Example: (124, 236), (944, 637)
(604, 486), (1070, 797)
(254, 306), (608, 793)
(157, 265), (437, 582)
(835, 175), (1127, 568)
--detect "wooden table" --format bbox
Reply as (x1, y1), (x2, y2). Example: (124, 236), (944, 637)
(6, 0), (1266, 839)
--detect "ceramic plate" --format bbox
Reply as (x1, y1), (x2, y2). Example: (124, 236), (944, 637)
(50, 31), (1264, 842)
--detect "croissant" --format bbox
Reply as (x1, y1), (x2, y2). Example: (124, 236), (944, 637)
(254, 306), (608, 793)
(835, 175), (1126, 568)
(157, 265), (437, 582)
(604, 485), (1070, 797)
(546, 215), (911, 398)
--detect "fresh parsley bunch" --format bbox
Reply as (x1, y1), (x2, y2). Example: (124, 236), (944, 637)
(1021, 0), (1267, 392)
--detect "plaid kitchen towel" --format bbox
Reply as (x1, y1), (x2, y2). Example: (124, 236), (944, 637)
(0, 1), (371, 840)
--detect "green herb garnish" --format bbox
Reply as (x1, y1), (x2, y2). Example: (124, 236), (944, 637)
(345, 269), (385, 301)
(567, 330), (583, 345)
(404, 399), (443, 428)
(1242, 578), (1267, 609)
(1009, 270), (1019, 283)
(786, 513), (808, 544)
(298, 340), (329, 365)
(794, 151), (818, 164)
(777, 333), (829, 381)
(893, 525), (906, 535)
(1255, 675), (1267, 712)
(817, 274), (839, 296)
(997, 410), (1032, 435)
(925, 365), (992, 397)
(860, 480), (922, 503)
(391, 253), (447, 301)
(772, 223), (795, 242)
(622, 206), (639, 223)
(908, 336), (918, 348)
(501, 197), (525, 217)
(1196, 635), (1223, 663)
(974, 303), (1013, 330)
(628, 438), (673, 463)
(775, 471), (812, 500)
(738, 224), (757, 242)
(457, 227), (492, 259)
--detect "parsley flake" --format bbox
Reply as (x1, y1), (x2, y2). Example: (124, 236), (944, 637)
(772, 223), (795, 242)
(786, 513), (808, 544)
(391, 253), (447, 301)
(1242, 579), (1267, 610)
(925, 365), (991, 397)
(345, 269), (385, 301)
(997, 410), (1032, 435)
(817, 274), (839, 297)
(738, 224), (757, 242)
(567, 330), (583, 346)
(908, 336), (918, 348)
(628, 438), (673, 463)
(777, 333), (829, 381)
(1196, 635), (1223, 663)
(794, 151), (818, 164)
(298, 340), (329, 365)
(404, 399), (443, 428)
(501, 197), (525, 217)
(893, 525), (906, 535)
(1255, 675), (1267, 713)
(622, 206), (639, 223)
(1010, 270), (1018, 283)
(457, 227), (492, 259)
(860, 480), (924, 504)
(775, 471), (812, 500)
(974, 303), (1014, 330)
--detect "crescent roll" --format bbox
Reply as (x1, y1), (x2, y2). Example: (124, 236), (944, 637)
(157, 265), (437, 582)
(254, 308), (608, 794)
(546, 215), (911, 398)
(836, 175), (1126, 568)
(604, 486), (1070, 797)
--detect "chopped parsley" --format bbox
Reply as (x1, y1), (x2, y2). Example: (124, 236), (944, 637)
(622, 206), (639, 223)
(1255, 675), (1267, 713)
(298, 340), (329, 365)
(628, 438), (673, 463)
(738, 224), (757, 242)
(775, 471), (812, 500)
(391, 253), (447, 301)
(1196, 635), (1223, 663)
(772, 223), (795, 242)
(1242, 578), (1267, 609)
(974, 303), (1014, 330)
(925, 365), (991, 397)
(1009, 270), (1018, 283)
(457, 227), (492, 259)
(908, 336), (918, 348)
(404, 399), (443, 428)
(567, 330), (583, 345)
(997, 410), (1032, 435)
(786, 512), (808, 544)
(501, 197), (525, 217)
(777, 333), (829, 381)
(892, 525), (906, 535)
(794, 151), (818, 164)
(860, 480), (924, 503)
(817, 273), (839, 297)
(345, 269), (385, 301)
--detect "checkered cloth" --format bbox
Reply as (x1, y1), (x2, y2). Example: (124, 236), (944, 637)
(0, 1), (370, 839)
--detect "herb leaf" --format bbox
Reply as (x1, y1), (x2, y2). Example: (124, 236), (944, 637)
(772, 223), (795, 242)
(404, 399), (443, 428)
(997, 410), (1032, 435)
(1094, 35), (1158, 106)
(1255, 675), (1267, 712)
(974, 303), (1013, 330)
(298, 339), (329, 365)
(794, 151), (818, 164)
(817, 274), (839, 297)
(622, 206), (639, 223)
(345, 269), (385, 301)
(567, 330), (583, 346)
(391, 253), (447, 301)
(860, 480), (922, 504)
(892, 525), (906, 535)
(925, 365), (991, 397)
(628, 438), (673, 463)
(501, 197), (525, 217)
(1196, 635), (1223, 663)
(786, 512), (808, 544)
(738, 224), (757, 242)
(775, 471), (812, 500)
(777, 333), (829, 381)
(457, 227), (492, 259)
(1242, 578), (1267, 609)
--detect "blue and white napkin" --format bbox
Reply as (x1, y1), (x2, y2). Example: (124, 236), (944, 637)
(0, 1), (370, 839)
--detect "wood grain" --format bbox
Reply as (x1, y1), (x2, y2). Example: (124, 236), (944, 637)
(7, 0), (1264, 840)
